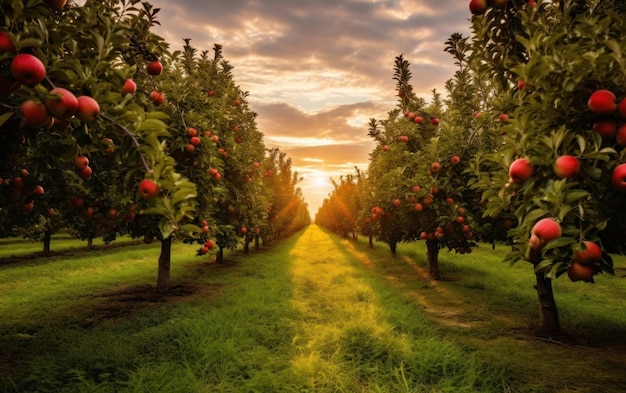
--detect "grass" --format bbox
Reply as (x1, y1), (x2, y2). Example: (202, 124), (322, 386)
(0, 226), (625, 392)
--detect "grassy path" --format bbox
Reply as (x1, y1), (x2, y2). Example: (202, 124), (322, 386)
(1, 225), (625, 392)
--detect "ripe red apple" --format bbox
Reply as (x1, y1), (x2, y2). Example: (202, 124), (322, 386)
(241, 227), (248, 234)
(469, 0), (489, 15)
(79, 166), (92, 180)
(592, 118), (617, 139)
(414, 116), (423, 124)
(383, 145), (389, 151)
(232, 99), (241, 106)
(205, 239), (214, 249)
(211, 135), (219, 143)
(45, 88), (79, 119)
(11, 54), (46, 87)
(414, 203), (423, 212)
(46, 0), (68, 11)
(122, 79), (137, 95)
(146, 60), (163, 76)
(207, 90), (215, 97)
(20, 201), (34, 213)
(186, 144), (195, 153)
(74, 155), (89, 170)
(33, 185), (44, 195)
(450, 155), (460, 165)
(190, 136), (201, 146)
(553, 155), (580, 179)
(102, 137), (115, 154)
(430, 162), (441, 173)
(187, 127), (198, 137)
(107, 208), (118, 220)
(567, 262), (596, 282)
(149, 91), (164, 105)
(412, 185), (421, 193)
(574, 241), (602, 265)
(0, 32), (16, 53)
(76, 96), (100, 122)
(588, 89), (617, 116)
(611, 163), (626, 191)
(392, 198), (401, 207)
(517, 80), (526, 90)
(431, 118), (440, 126)
(138, 179), (159, 199)
(20, 100), (51, 128)
(499, 113), (510, 122)
(456, 216), (465, 224)
(529, 218), (562, 250)
(508, 158), (534, 183)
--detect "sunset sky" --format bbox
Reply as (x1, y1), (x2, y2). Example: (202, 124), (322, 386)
(148, 0), (473, 216)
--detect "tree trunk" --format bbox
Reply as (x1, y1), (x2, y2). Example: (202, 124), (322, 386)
(529, 248), (561, 335)
(42, 231), (51, 254)
(368, 234), (373, 248)
(426, 239), (441, 280)
(243, 237), (250, 254)
(215, 246), (224, 264)
(254, 234), (259, 250)
(388, 241), (396, 256)
(156, 237), (172, 294)
(87, 237), (94, 250)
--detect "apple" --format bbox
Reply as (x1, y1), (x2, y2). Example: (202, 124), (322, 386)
(0, 31), (16, 53)
(517, 80), (526, 90)
(392, 199), (401, 207)
(588, 89), (617, 116)
(107, 208), (119, 220)
(508, 158), (534, 183)
(11, 54), (46, 87)
(446, 197), (454, 204)
(190, 136), (201, 146)
(456, 216), (465, 224)
(20, 201), (34, 213)
(79, 166), (92, 180)
(122, 79), (137, 95)
(186, 144), (195, 153)
(149, 91), (164, 105)
(412, 185), (421, 192)
(592, 118), (617, 139)
(574, 241), (602, 265)
(146, 60), (163, 76)
(567, 262), (596, 282)
(430, 162), (441, 173)
(431, 118), (440, 126)
(450, 155), (460, 165)
(611, 163), (626, 191)
(33, 185), (44, 195)
(528, 218), (561, 250)
(383, 145), (389, 151)
(20, 100), (51, 128)
(138, 179), (159, 199)
(10, 176), (24, 189)
(102, 137), (115, 154)
(553, 155), (580, 179)
(45, 88), (79, 119)
(414, 203), (423, 212)
(205, 239), (214, 249)
(45, 0), (68, 11)
(469, 0), (489, 15)
(76, 96), (100, 122)
(74, 155), (89, 170)
(207, 90), (215, 97)
(232, 99), (241, 106)
(414, 116), (423, 124)
(187, 127), (198, 137)
(499, 113), (509, 122)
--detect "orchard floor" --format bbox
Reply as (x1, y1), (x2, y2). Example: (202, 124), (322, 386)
(1, 225), (625, 392)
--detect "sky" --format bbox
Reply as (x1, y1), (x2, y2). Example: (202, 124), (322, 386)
(147, 0), (473, 216)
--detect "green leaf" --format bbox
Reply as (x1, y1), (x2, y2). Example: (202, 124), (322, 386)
(180, 224), (202, 234)
(0, 112), (13, 127)
(159, 219), (174, 239)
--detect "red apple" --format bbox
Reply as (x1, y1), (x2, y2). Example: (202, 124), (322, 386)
(20, 201), (34, 213)
(469, 0), (489, 15)
(392, 199), (401, 207)
(20, 100), (50, 128)
(146, 60), (163, 76)
(187, 127), (198, 137)
(102, 137), (115, 154)
(517, 80), (526, 90)
(414, 203), (423, 212)
(412, 185), (421, 193)
(567, 262), (596, 282)
(190, 136), (201, 146)
(74, 155), (89, 170)
(574, 241), (602, 265)
(430, 162), (441, 173)
(33, 185), (44, 195)
(232, 99), (241, 106)
(11, 54), (46, 87)
(79, 166), (92, 180)
(207, 90), (215, 97)
(592, 118), (617, 139)
(588, 89), (617, 116)
(0, 32), (16, 53)
(450, 155), (460, 165)
(617, 124), (626, 146)
(45, 87), (79, 119)
(431, 117), (440, 126)
(529, 218), (562, 250)
(611, 163), (626, 191)
(211, 135), (219, 143)
(149, 90), (164, 105)
(508, 158), (534, 183)
(76, 96), (100, 122)
(186, 144), (195, 153)
(414, 116), (423, 124)
(138, 179), (159, 199)
(122, 79), (137, 95)
(107, 208), (118, 220)
(499, 113), (510, 122)
(553, 155), (580, 179)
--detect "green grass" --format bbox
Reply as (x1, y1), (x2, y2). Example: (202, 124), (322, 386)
(0, 226), (625, 392)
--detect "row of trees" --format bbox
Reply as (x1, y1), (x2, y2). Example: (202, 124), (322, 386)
(316, 0), (624, 335)
(0, 0), (309, 292)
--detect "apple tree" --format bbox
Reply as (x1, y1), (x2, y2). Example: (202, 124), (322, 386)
(468, 0), (622, 334)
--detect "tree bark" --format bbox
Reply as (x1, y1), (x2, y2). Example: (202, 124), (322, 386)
(87, 237), (94, 250)
(368, 234), (373, 249)
(254, 234), (260, 250)
(156, 237), (172, 294)
(243, 237), (250, 254)
(529, 248), (561, 335)
(426, 239), (441, 280)
(388, 241), (396, 256)
(215, 246), (224, 264)
(42, 231), (51, 254)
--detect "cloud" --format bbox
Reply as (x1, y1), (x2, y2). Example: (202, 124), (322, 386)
(147, 0), (473, 214)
